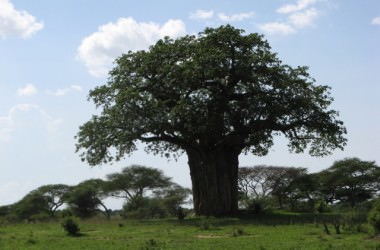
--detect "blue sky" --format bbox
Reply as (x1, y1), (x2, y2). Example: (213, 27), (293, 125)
(1, 0), (379, 207)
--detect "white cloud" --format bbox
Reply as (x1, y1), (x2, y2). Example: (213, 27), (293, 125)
(288, 8), (318, 28)
(77, 17), (186, 77)
(17, 83), (38, 96)
(258, 22), (296, 36)
(0, 104), (35, 141)
(371, 16), (380, 25)
(259, 0), (322, 36)
(277, 0), (318, 14)
(0, 0), (43, 39)
(189, 10), (214, 20)
(218, 12), (254, 22)
(0, 104), (62, 141)
(47, 85), (83, 96)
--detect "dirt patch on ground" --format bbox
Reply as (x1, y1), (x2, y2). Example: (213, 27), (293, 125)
(196, 234), (228, 239)
(196, 234), (258, 239)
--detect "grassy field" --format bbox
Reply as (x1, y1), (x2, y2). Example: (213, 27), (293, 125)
(0, 217), (378, 249)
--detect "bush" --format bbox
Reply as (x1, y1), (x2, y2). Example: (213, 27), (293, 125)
(61, 217), (80, 236)
(368, 199), (380, 235)
(341, 210), (368, 232)
(123, 197), (167, 219)
(143, 239), (164, 250)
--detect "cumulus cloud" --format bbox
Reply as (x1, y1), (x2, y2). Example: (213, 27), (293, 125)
(288, 8), (318, 28)
(371, 16), (380, 25)
(258, 0), (321, 36)
(258, 22), (296, 36)
(277, 0), (318, 14)
(0, 104), (62, 141)
(189, 10), (214, 20)
(218, 12), (254, 22)
(17, 83), (38, 96)
(47, 85), (82, 96)
(77, 17), (186, 77)
(189, 10), (254, 22)
(0, 0), (44, 39)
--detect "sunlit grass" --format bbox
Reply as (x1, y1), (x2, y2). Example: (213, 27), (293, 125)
(0, 217), (378, 249)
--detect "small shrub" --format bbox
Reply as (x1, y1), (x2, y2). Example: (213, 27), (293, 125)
(199, 218), (211, 230)
(368, 199), (380, 235)
(142, 239), (161, 250)
(26, 238), (37, 245)
(61, 217), (80, 236)
(232, 228), (245, 237)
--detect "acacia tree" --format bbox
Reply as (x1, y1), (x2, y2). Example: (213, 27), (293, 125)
(104, 165), (172, 202)
(76, 25), (346, 216)
(34, 184), (70, 217)
(10, 184), (70, 220)
(289, 173), (319, 211)
(238, 165), (285, 201)
(66, 179), (111, 218)
(153, 183), (192, 216)
(269, 167), (308, 209)
(238, 166), (280, 208)
(238, 166), (318, 210)
(13, 192), (50, 220)
(317, 158), (380, 207)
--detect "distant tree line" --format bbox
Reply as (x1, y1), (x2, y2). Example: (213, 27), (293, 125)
(238, 158), (380, 213)
(1, 158), (379, 223)
(0, 165), (191, 222)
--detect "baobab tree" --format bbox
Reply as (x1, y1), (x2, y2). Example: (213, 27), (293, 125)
(76, 25), (346, 216)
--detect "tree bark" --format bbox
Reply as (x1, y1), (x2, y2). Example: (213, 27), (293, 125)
(186, 145), (241, 216)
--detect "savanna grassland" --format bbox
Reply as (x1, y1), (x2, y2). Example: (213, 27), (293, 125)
(0, 216), (378, 250)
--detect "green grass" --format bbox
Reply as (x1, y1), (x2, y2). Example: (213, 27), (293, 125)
(0, 217), (378, 249)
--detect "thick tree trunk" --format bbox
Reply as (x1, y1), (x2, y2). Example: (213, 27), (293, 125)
(187, 145), (240, 216)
